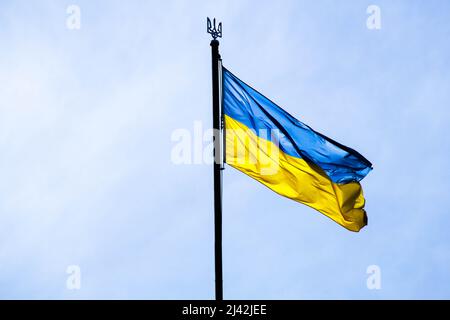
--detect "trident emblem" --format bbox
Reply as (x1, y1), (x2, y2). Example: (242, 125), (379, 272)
(207, 17), (222, 40)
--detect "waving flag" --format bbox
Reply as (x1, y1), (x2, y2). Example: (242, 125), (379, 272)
(223, 67), (372, 232)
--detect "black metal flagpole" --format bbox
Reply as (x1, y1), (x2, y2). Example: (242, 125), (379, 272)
(207, 17), (223, 301)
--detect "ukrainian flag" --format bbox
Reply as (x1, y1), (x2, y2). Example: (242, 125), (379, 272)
(223, 67), (372, 232)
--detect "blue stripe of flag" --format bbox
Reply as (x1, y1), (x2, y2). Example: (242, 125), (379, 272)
(222, 67), (372, 184)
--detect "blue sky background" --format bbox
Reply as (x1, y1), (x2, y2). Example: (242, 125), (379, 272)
(0, 0), (450, 299)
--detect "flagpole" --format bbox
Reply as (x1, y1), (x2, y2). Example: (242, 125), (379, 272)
(207, 17), (223, 301)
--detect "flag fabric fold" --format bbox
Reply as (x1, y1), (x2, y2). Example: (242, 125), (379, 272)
(222, 67), (372, 232)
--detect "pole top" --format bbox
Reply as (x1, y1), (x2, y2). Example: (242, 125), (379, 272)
(207, 17), (222, 40)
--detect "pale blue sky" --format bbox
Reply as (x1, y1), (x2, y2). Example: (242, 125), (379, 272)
(0, 0), (450, 299)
